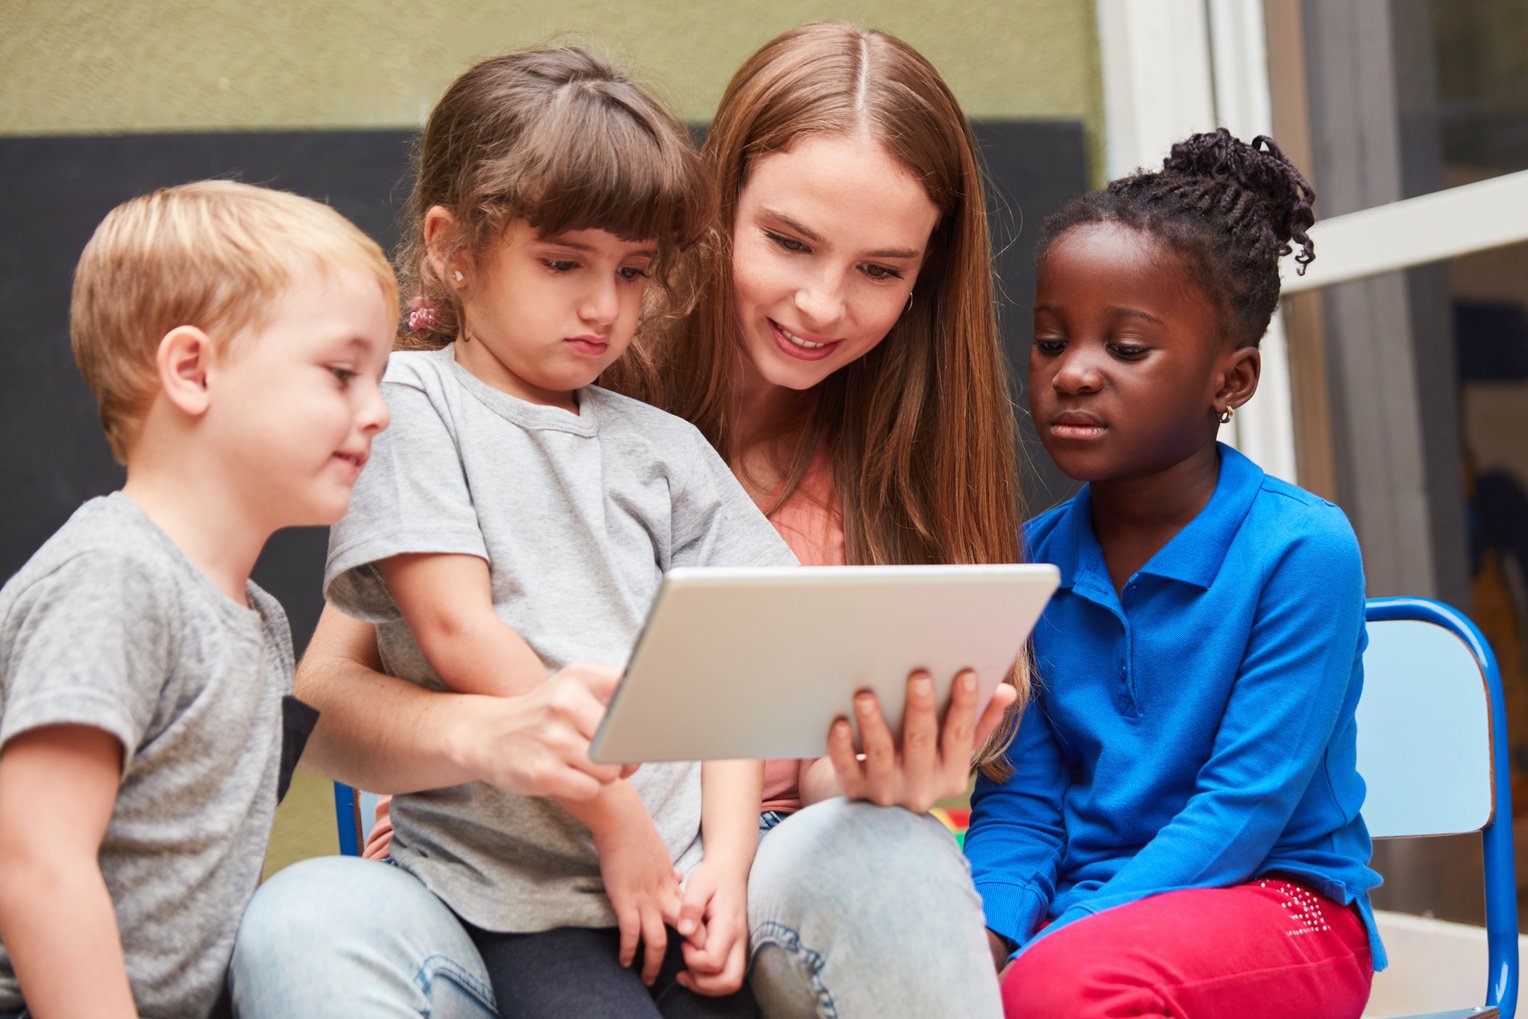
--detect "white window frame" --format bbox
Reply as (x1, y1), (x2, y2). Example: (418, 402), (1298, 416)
(1285, 172), (1528, 294)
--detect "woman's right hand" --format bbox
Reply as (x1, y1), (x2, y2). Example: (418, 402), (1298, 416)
(295, 605), (630, 799)
(455, 662), (633, 800)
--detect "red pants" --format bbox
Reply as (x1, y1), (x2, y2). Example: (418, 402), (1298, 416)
(1001, 878), (1373, 1019)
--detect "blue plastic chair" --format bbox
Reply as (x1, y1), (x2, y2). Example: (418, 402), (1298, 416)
(332, 783), (382, 858)
(1359, 596), (1518, 1019)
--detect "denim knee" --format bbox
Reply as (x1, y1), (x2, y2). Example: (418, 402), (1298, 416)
(747, 799), (1002, 1019)
(750, 921), (837, 1019)
(230, 855), (496, 1019)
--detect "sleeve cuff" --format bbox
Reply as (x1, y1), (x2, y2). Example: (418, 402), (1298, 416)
(975, 881), (1049, 949)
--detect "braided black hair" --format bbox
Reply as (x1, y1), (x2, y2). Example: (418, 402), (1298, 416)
(1038, 128), (1316, 348)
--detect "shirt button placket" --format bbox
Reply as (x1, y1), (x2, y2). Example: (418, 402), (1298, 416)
(1117, 611), (1136, 714)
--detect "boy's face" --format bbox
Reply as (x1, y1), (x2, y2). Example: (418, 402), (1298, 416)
(453, 219), (654, 412)
(205, 265), (392, 529)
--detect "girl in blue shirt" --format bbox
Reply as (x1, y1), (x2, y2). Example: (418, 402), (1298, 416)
(965, 129), (1383, 1018)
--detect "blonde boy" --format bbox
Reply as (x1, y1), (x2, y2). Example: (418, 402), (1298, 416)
(0, 180), (395, 1019)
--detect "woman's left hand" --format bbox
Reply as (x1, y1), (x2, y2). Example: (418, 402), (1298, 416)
(823, 669), (1017, 813)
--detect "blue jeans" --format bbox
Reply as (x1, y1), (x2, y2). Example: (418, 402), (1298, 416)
(231, 802), (1002, 1018)
(230, 855), (497, 1018)
(231, 857), (756, 1018)
(747, 798), (1003, 1018)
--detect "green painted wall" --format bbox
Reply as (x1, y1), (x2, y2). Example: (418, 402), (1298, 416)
(2, 0), (1102, 153)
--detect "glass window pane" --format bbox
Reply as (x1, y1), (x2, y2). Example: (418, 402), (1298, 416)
(1412, 0), (1528, 188)
(1291, 239), (1528, 927)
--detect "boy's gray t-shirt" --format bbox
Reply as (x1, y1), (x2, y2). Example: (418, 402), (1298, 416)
(325, 344), (796, 933)
(0, 493), (293, 1019)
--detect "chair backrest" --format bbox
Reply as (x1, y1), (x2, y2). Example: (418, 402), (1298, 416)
(332, 783), (383, 858)
(1358, 596), (1518, 1019)
(1359, 612), (1493, 837)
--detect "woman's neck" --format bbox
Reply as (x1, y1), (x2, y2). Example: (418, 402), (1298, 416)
(732, 361), (817, 498)
(1088, 444), (1223, 596)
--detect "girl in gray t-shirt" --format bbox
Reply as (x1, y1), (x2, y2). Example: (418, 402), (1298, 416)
(323, 47), (794, 1018)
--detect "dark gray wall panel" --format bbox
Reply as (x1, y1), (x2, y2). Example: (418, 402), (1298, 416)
(0, 122), (1087, 653)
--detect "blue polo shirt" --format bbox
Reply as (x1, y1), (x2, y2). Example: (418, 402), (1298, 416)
(966, 444), (1385, 967)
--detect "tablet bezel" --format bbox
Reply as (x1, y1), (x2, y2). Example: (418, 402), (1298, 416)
(590, 563), (1058, 764)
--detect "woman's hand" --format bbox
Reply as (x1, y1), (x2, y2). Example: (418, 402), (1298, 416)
(455, 662), (634, 800)
(823, 669), (1017, 813)
(296, 605), (631, 799)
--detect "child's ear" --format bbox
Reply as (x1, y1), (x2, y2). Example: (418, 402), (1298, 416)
(423, 206), (465, 285)
(1215, 345), (1261, 416)
(156, 325), (215, 417)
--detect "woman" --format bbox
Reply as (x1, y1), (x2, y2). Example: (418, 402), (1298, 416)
(232, 23), (1022, 1019)
(610, 23), (1022, 1018)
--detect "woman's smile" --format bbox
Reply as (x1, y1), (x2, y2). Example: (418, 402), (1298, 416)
(769, 319), (841, 360)
(731, 132), (938, 394)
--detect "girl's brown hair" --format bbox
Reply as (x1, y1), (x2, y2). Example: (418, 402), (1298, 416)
(396, 46), (715, 350)
(606, 22), (1028, 777)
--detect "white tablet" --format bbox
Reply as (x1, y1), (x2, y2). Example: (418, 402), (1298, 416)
(590, 563), (1059, 764)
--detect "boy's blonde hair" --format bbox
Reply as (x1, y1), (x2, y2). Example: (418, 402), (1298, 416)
(71, 180), (398, 462)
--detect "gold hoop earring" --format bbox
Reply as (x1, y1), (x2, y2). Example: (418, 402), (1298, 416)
(1219, 407), (1234, 425)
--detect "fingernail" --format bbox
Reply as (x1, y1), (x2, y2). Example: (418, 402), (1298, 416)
(961, 672), (977, 692)
(912, 677), (932, 697)
(678, 919), (694, 935)
(856, 695), (874, 714)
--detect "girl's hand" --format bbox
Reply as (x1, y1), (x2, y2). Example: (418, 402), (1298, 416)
(986, 927), (1014, 973)
(675, 861), (749, 996)
(826, 669), (1017, 813)
(591, 817), (683, 986)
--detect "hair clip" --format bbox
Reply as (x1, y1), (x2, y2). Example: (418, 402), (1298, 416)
(408, 295), (442, 331)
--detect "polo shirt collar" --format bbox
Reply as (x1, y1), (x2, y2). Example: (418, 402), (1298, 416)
(1048, 443), (1265, 594)
(1044, 486), (1092, 594)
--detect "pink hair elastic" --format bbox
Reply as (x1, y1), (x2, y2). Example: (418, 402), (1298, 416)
(408, 295), (441, 331)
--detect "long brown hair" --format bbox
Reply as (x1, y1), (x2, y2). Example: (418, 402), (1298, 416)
(395, 46), (715, 351)
(606, 22), (1028, 776)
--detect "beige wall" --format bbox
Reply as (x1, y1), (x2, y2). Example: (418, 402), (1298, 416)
(2, 0), (1102, 162)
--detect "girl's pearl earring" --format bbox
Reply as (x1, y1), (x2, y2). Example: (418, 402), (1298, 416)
(452, 270), (464, 284)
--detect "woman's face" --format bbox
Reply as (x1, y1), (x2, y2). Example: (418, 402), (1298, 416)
(730, 132), (940, 398)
